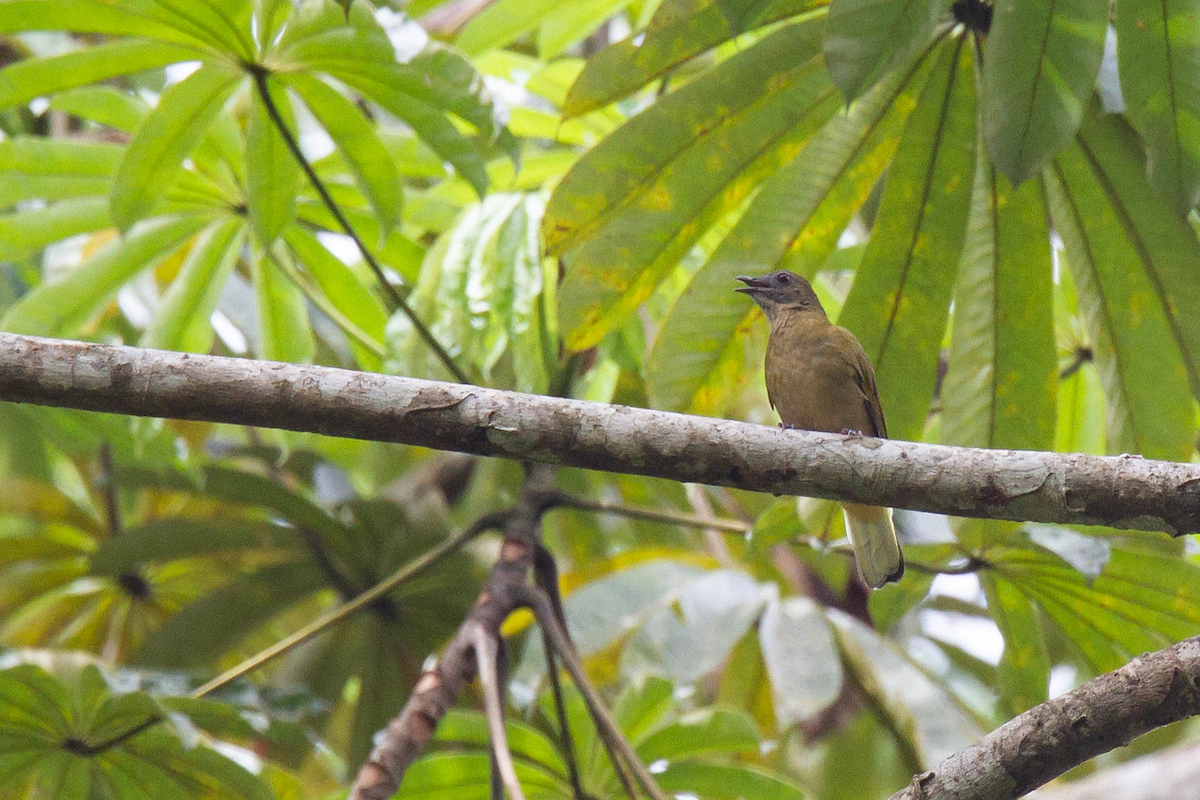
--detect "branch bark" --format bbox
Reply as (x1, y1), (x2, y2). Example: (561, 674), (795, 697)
(3, 333), (1200, 533)
(890, 635), (1200, 799)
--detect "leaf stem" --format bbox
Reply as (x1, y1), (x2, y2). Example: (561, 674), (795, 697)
(246, 64), (471, 384)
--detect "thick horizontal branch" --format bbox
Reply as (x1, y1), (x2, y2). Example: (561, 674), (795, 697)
(3, 333), (1200, 533)
(890, 635), (1200, 799)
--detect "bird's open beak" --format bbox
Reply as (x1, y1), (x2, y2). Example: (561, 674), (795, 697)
(735, 275), (769, 294)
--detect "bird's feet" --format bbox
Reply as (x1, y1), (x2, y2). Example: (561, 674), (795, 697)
(841, 428), (865, 440)
(778, 422), (798, 430)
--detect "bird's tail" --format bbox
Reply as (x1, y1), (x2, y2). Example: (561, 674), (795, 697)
(842, 503), (904, 589)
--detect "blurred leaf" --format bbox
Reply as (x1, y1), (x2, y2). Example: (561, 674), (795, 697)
(549, 17), (836, 351)
(0, 662), (269, 799)
(1116, 0), (1200, 214)
(538, 0), (636, 59)
(646, 43), (934, 413)
(981, 0), (1107, 184)
(2, 214), (212, 337)
(456, 0), (563, 55)
(0, 0), (202, 44)
(47, 87), (150, 134)
(837, 36), (976, 440)
(941, 158), (1057, 450)
(0, 139), (121, 208)
(285, 72), (401, 236)
(981, 573), (1049, 715)
(638, 708), (760, 762)
(1046, 128), (1195, 460)
(90, 518), (298, 575)
(657, 762), (805, 800)
(759, 596), (842, 727)
(246, 78), (300, 246)
(563, 0), (822, 116)
(284, 226), (387, 369)
(110, 64), (241, 230)
(0, 197), (111, 262)
(141, 217), (246, 353)
(253, 250), (315, 363)
(0, 41), (199, 111)
(824, 0), (949, 101)
(277, 4), (509, 197)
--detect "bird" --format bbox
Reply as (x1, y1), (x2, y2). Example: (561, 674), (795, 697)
(736, 269), (903, 588)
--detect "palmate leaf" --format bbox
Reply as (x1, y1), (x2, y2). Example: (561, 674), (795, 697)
(941, 156), (1057, 451)
(1045, 120), (1196, 461)
(0, 0), (204, 46)
(253, 249), (314, 363)
(981, 0), (1108, 185)
(547, 17), (837, 352)
(563, 0), (823, 117)
(824, 0), (951, 102)
(0, 139), (121, 208)
(274, 0), (509, 197)
(981, 571), (1050, 716)
(1116, 0), (1200, 215)
(992, 541), (1200, 675)
(109, 64), (241, 231)
(0, 197), (111, 262)
(0, 40), (201, 111)
(2, 213), (214, 337)
(245, 77), (299, 246)
(284, 72), (401, 236)
(0, 662), (269, 799)
(646, 33), (940, 415)
(140, 217), (247, 353)
(837, 34), (976, 441)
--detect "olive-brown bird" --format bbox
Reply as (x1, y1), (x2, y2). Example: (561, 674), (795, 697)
(737, 270), (903, 588)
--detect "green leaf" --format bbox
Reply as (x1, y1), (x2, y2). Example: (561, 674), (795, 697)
(284, 225), (387, 368)
(90, 518), (298, 574)
(537, 0), (636, 59)
(0, 139), (122, 208)
(456, 0), (563, 54)
(0, 197), (111, 262)
(658, 762), (805, 800)
(549, 18), (836, 351)
(246, 77), (300, 246)
(117, 0), (255, 58)
(48, 87), (150, 133)
(1075, 112), (1200, 399)
(0, 0), (198, 44)
(646, 46), (932, 413)
(284, 72), (401, 237)
(758, 597), (842, 726)
(141, 217), (246, 353)
(639, 708), (760, 761)
(981, 573), (1049, 715)
(981, 0), (1107, 184)
(252, 250), (315, 363)
(563, 0), (821, 116)
(2, 214), (211, 336)
(1045, 137), (1195, 460)
(277, 9), (507, 197)
(137, 561), (325, 667)
(1116, 0), (1200, 214)
(836, 36), (976, 441)
(110, 64), (241, 230)
(824, 0), (949, 101)
(941, 158), (1057, 450)
(0, 663), (270, 799)
(0, 40), (199, 111)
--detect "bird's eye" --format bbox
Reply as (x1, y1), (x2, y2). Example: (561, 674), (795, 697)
(776, 272), (791, 285)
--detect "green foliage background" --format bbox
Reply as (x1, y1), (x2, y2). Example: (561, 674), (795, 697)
(1, 0), (1199, 796)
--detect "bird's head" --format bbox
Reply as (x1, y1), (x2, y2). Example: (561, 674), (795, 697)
(735, 270), (825, 318)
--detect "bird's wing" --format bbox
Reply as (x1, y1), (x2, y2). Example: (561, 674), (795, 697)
(829, 326), (887, 439)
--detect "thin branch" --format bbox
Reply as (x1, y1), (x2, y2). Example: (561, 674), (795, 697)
(246, 66), (470, 384)
(524, 586), (669, 800)
(473, 624), (526, 800)
(890, 635), (1200, 799)
(6, 333), (1200, 535)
